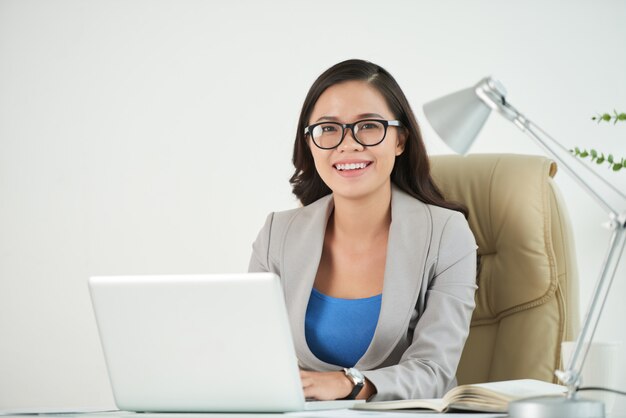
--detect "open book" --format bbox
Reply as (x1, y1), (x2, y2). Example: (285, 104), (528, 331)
(353, 379), (567, 413)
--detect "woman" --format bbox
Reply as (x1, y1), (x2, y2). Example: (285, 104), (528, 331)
(249, 59), (477, 402)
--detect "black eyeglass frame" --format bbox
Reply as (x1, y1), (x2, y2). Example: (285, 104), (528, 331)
(303, 119), (403, 150)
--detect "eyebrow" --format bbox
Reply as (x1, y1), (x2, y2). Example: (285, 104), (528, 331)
(314, 113), (385, 123)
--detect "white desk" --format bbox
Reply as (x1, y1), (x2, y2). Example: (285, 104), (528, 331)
(2, 408), (625, 418)
(0, 410), (507, 418)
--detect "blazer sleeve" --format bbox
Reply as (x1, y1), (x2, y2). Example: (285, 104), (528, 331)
(362, 211), (478, 401)
(248, 212), (275, 273)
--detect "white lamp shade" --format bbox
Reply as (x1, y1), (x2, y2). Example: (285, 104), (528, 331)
(423, 85), (493, 154)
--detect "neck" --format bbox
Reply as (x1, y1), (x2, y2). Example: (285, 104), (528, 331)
(331, 183), (393, 241)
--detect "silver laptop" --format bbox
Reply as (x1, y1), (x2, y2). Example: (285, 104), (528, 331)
(88, 273), (361, 412)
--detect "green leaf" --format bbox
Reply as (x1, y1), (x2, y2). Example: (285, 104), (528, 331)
(608, 154), (614, 164)
(580, 151), (589, 157)
(612, 164), (622, 172)
(596, 155), (604, 163)
(591, 149), (598, 158)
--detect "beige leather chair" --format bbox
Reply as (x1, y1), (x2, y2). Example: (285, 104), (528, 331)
(430, 154), (580, 384)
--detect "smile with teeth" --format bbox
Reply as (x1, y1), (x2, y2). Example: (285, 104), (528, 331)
(334, 162), (371, 171)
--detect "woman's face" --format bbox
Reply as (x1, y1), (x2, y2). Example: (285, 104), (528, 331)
(307, 80), (406, 202)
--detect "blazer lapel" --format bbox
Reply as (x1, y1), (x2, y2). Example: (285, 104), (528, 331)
(356, 185), (432, 370)
(281, 194), (335, 370)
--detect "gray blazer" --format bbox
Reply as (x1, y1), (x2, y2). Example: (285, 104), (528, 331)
(248, 185), (477, 401)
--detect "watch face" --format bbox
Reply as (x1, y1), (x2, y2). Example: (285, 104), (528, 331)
(347, 368), (365, 384)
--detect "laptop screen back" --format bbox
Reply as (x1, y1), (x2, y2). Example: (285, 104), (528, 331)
(88, 273), (305, 412)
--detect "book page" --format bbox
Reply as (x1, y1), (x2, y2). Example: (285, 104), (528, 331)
(353, 379), (566, 413)
(353, 398), (447, 412)
(293, 411), (505, 418)
(443, 379), (567, 412)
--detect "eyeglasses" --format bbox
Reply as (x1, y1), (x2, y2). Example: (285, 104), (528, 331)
(304, 119), (403, 150)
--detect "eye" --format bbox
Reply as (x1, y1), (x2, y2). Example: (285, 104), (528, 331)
(321, 124), (339, 133)
(357, 121), (384, 131)
(312, 124), (338, 138)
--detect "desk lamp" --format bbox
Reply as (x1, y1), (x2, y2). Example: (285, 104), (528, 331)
(423, 77), (626, 418)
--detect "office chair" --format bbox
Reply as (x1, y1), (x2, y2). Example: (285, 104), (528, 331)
(430, 154), (580, 384)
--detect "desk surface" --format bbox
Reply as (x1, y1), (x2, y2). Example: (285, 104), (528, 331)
(0, 410), (507, 418)
(1, 409), (624, 418)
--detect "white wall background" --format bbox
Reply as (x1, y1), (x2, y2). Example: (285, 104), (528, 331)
(1, 0), (625, 410)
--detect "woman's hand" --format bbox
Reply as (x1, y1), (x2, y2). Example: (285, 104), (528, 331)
(300, 370), (376, 401)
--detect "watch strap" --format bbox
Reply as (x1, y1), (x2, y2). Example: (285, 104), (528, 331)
(342, 368), (365, 400)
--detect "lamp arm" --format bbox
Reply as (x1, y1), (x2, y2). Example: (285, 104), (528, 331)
(478, 89), (626, 397)
(521, 113), (626, 394)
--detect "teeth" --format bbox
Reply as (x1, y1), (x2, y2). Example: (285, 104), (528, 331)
(336, 162), (368, 171)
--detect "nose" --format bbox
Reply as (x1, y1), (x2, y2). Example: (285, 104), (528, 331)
(339, 127), (363, 152)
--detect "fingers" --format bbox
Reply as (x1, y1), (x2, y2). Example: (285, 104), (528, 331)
(302, 385), (316, 400)
(301, 377), (313, 389)
(299, 370), (350, 401)
(300, 370), (320, 399)
(302, 381), (327, 401)
(300, 370), (315, 395)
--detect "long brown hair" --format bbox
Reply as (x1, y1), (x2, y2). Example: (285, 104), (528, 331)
(289, 59), (467, 218)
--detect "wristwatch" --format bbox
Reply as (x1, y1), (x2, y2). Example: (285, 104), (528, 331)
(342, 367), (365, 400)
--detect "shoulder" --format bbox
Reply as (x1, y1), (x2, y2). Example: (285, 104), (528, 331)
(391, 184), (475, 252)
(425, 205), (477, 274)
(249, 193), (332, 274)
(270, 193), (333, 232)
(427, 204), (470, 236)
(393, 190), (477, 277)
(391, 184), (469, 233)
(253, 193), (333, 261)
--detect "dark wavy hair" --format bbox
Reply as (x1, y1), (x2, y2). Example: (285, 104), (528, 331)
(289, 59), (467, 218)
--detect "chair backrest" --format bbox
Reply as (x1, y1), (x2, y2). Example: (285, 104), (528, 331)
(430, 154), (580, 384)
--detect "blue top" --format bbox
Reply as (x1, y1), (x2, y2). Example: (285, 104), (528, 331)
(304, 287), (382, 368)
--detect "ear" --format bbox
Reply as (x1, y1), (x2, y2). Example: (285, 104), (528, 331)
(395, 130), (407, 156)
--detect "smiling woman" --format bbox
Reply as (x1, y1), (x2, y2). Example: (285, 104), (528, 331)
(248, 59), (478, 402)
